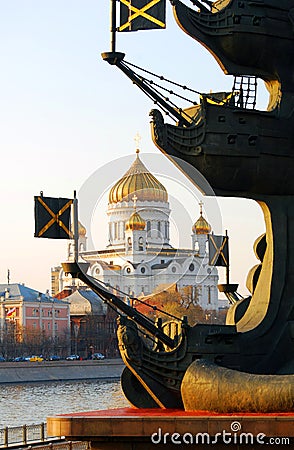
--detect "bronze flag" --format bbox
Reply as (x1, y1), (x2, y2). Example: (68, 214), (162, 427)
(34, 195), (73, 239)
(119, 0), (166, 32)
(208, 234), (229, 267)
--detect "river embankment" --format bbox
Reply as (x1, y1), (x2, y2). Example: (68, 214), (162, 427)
(0, 359), (124, 384)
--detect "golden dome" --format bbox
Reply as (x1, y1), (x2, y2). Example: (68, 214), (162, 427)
(125, 211), (146, 231)
(109, 150), (168, 204)
(192, 213), (211, 235)
(78, 221), (87, 236)
(71, 221), (87, 236)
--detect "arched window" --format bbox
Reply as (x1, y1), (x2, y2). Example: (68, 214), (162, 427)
(147, 221), (151, 232)
(165, 221), (168, 239)
(157, 221), (161, 238)
(138, 236), (144, 251)
(114, 222), (118, 239)
(109, 223), (112, 241)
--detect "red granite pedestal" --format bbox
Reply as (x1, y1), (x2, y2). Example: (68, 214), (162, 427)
(47, 408), (294, 449)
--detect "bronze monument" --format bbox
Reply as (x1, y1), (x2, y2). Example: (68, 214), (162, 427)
(63, 0), (294, 413)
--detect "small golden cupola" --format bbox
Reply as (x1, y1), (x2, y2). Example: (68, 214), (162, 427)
(108, 149), (168, 204)
(78, 221), (87, 236)
(125, 211), (146, 231)
(192, 202), (211, 235)
(125, 195), (146, 231)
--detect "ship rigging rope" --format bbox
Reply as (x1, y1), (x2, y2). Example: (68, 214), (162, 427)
(124, 59), (203, 96)
(120, 61), (193, 123)
(86, 272), (184, 322)
(123, 59), (231, 107)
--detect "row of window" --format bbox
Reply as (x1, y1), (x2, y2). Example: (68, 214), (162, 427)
(31, 309), (61, 317)
(31, 322), (59, 331)
(109, 220), (170, 240)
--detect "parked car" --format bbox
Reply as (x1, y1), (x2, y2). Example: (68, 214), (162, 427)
(91, 353), (105, 360)
(29, 355), (44, 362)
(48, 355), (61, 361)
(14, 356), (27, 362)
(66, 354), (80, 360)
(0, 356), (6, 362)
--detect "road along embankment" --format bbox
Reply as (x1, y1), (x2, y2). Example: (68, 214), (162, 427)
(0, 359), (124, 384)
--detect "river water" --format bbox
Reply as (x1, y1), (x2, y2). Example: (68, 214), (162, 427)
(0, 380), (129, 428)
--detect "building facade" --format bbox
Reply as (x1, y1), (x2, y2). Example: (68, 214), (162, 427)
(55, 286), (118, 358)
(0, 283), (70, 357)
(52, 149), (219, 311)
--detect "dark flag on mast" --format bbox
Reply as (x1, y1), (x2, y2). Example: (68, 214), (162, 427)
(34, 194), (73, 239)
(208, 234), (229, 267)
(119, 0), (166, 32)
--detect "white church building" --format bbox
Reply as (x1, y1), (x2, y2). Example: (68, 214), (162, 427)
(52, 149), (220, 310)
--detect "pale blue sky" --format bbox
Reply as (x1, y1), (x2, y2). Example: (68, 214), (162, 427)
(0, 1), (265, 294)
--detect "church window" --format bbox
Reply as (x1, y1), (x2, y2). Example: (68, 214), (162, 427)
(140, 267), (146, 274)
(157, 221), (161, 237)
(189, 263), (195, 272)
(172, 266), (177, 273)
(126, 267), (131, 274)
(127, 237), (132, 251)
(207, 286), (211, 304)
(114, 222), (118, 239)
(138, 236), (144, 251)
(109, 223), (112, 241)
(54, 322), (58, 331)
(147, 221), (151, 232)
(48, 323), (51, 330)
(33, 322), (37, 329)
(161, 259), (165, 264)
(95, 267), (100, 275)
(207, 268), (212, 274)
(79, 243), (84, 252)
(165, 222), (168, 239)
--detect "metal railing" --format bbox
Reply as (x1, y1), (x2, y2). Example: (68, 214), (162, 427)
(25, 442), (90, 450)
(0, 424), (48, 447)
(0, 424), (90, 449)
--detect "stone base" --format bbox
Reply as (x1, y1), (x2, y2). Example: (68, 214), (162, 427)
(47, 408), (294, 449)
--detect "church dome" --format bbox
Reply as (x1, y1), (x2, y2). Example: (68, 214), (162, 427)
(71, 221), (87, 236)
(78, 222), (86, 236)
(125, 211), (146, 231)
(192, 213), (211, 235)
(109, 150), (168, 204)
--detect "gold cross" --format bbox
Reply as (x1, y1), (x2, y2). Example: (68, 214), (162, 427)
(134, 132), (141, 150)
(132, 194), (138, 210)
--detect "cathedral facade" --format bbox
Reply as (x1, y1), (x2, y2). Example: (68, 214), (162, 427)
(52, 150), (219, 310)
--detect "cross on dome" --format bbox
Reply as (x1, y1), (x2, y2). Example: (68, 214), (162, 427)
(132, 194), (138, 210)
(134, 132), (141, 151)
